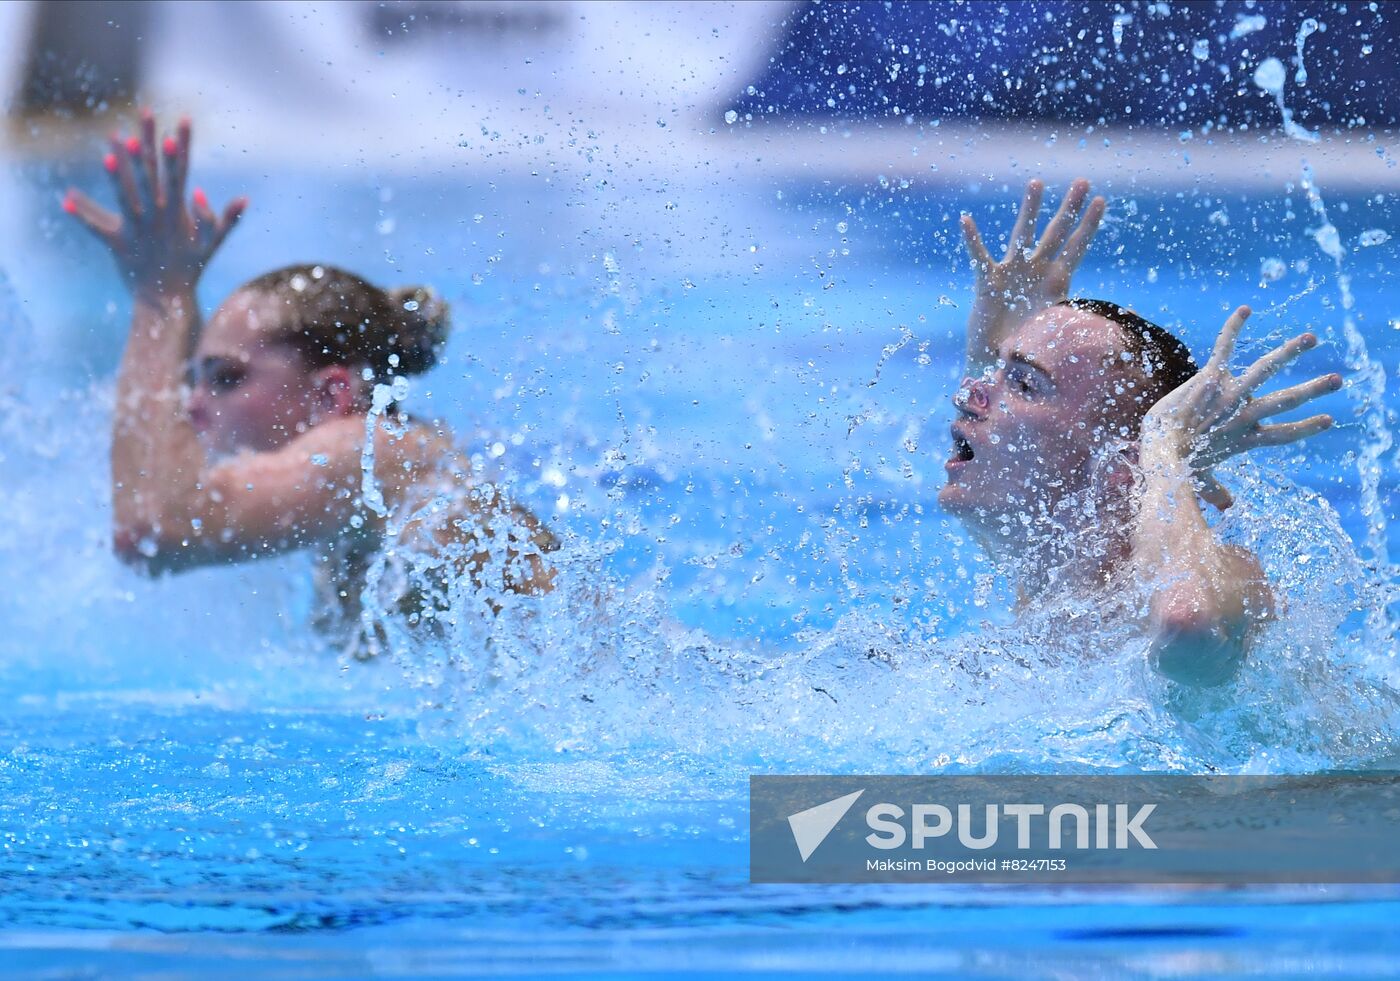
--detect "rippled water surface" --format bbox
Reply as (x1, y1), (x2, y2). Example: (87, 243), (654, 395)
(4, 159), (1400, 975)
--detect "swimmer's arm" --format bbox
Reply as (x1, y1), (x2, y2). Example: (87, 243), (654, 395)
(959, 179), (1104, 375)
(1132, 442), (1273, 687)
(1133, 306), (1336, 685)
(120, 416), (410, 574)
(110, 288), (208, 566)
(65, 113), (248, 569)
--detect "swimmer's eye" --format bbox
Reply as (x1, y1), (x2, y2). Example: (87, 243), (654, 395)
(210, 367), (247, 394)
(1007, 366), (1038, 396)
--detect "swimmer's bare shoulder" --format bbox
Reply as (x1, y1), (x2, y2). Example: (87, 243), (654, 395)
(391, 420), (558, 596)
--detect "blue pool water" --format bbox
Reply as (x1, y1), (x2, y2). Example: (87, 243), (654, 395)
(4, 147), (1400, 977)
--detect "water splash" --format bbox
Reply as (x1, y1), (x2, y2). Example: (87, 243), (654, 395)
(360, 379), (396, 519)
(337, 440), (1400, 776)
(1294, 17), (1320, 86)
(1253, 30), (1398, 643)
(1253, 57), (1319, 143)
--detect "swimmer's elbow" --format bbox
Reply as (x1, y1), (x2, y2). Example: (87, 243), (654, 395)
(1148, 547), (1271, 687)
(1147, 592), (1246, 688)
(112, 524), (163, 575)
(111, 522), (207, 576)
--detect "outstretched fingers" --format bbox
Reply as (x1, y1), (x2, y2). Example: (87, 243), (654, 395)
(1251, 414), (1334, 447)
(63, 188), (121, 240)
(162, 117), (193, 235)
(194, 193), (248, 254)
(191, 187), (216, 249)
(1005, 179), (1045, 260)
(1196, 470), (1234, 511)
(212, 196), (248, 251)
(1208, 305), (1251, 370)
(139, 110), (162, 211)
(1031, 178), (1089, 261)
(1237, 331), (1319, 393)
(960, 213), (992, 270)
(1058, 194), (1106, 272)
(1237, 372), (1342, 425)
(105, 132), (144, 226)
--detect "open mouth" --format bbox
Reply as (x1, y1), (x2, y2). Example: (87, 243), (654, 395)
(949, 427), (975, 465)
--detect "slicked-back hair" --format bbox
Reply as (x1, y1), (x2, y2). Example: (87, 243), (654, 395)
(1058, 298), (1197, 432)
(242, 264), (450, 381)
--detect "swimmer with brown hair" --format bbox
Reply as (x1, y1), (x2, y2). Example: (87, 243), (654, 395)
(945, 179), (1341, 687)
(64, 113), (554, 655)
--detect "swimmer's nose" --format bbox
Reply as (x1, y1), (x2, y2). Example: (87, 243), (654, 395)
(187, 393), (210, 431)
(953, 375), (990, 417)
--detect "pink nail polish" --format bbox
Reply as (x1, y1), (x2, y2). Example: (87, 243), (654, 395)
(61, 195), (78, 215)
(103, 153), (118, 173)
(125, 136), (142, 156)
(163, 136), (178, 156)
(192, 187), (208, 209)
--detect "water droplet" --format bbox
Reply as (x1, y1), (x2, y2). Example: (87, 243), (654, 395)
(1313, 223), (1344, 261)
(1253, 57), (1286, 95)
(1231, 13), (1267, 38)
(724, 110), (738, 125)
(1260, 258), (1287, 282)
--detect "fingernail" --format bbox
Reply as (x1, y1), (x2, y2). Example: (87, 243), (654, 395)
(163, 136), (178, 156)
(61, 194), (77, 214)
(1331, 374), (1344, 388)
(103, 153), (118, 173)
(193, 187), (208, 209)
(125, 136), (142, 156)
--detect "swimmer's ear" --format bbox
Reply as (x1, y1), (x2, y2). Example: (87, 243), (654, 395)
(309, 365), (358, 419)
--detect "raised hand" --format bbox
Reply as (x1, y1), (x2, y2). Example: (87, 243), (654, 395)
(63, 111), (247, 299)
(1141, 305), (1340, 504)
(960, 178), (1106, 371)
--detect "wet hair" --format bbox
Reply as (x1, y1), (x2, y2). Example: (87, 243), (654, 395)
(241, 263), (450, 380)
(1059, 298), (1197, 430)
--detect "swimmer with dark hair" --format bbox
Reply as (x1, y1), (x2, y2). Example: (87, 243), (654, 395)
(948, 180), (1340, 686)
(64, 113), (554, 652)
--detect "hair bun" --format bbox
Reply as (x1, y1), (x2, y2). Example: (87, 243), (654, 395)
(386, 285), (451, 375)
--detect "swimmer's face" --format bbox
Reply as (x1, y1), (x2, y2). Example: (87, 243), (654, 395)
(186, 289), (320, 455)
(940, 306), (1143, 533)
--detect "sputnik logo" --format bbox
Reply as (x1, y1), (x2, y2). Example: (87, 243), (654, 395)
(787, 789), (864, 862)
